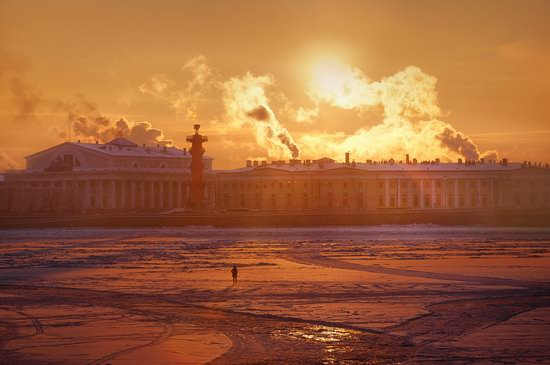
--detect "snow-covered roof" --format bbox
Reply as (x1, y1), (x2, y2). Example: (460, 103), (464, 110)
(26, 138), (213, 160)
(220, 161), (530, 174)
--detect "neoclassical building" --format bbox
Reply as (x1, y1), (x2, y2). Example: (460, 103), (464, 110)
(0, 138), (215, 212)
(216, 157), (550, 212)
(1, 137), (550, 214)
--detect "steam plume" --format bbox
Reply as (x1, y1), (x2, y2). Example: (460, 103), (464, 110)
(222, 72), (300, 159)
(58, 96), (174, 146)
(0, 149), (19, 170)
(301, 63), (497, 161)
(139, 55), (216, 120)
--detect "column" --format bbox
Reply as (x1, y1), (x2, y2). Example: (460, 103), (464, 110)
(110, 180), (116, 209)
(97, 180), (104, 209)
(431, 178), (435, 208)
(489, 178), (493, 208)
(384, 178), (389, 208)
(419, 179), (424, 208)
(477, 179), (481, 208)
(130, 181), (136, 209)
(408, 177), (412, 208)
(167, 181), (173, 209)
(397, 179), (401, 208)
(176, 181), (182, 208)
(149, 181), (155, 209)
(454, 179), (459, 209)
(120, 180), (126, 209)
(140, 182), (146, 209)
(159, 181), (164, 209)
(85, 180), (91, 209)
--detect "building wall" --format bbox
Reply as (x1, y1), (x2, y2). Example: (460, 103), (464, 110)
(1, 163), (549, 214)
(214, 167), (550, 212)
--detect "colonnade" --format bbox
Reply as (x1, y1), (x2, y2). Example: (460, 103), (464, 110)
(381, 177), (502, 209)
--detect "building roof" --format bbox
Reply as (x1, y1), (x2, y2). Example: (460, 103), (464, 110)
(26, 138), (213, 160)
(220, 160), (531, 174)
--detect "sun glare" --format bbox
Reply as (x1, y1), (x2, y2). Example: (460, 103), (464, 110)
(310, 57), (353, 97)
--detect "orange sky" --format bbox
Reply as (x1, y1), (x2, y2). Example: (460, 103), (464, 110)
(1, 0), (549, 169)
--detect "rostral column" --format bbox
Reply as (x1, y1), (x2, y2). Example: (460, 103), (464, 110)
(186, 124), (208, 209)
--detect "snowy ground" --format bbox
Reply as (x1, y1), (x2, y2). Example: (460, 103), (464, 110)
(0, 225), (549, 364)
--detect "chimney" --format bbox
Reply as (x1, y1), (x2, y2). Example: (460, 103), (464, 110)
(502, 158), (508, 166)
(435, 158), (440, 164)
(458, 158), (463, 164)
(345, 152), (350, 164)
(95, 140), (99, 144)
(77, 139), (81, 143)
(480, 158), (485, 164)
(413, 158), (418, 164)
(142, 143), (146, 147)
(406, 154), (410, 164)
(183, 148), (187, 155)
(261, 161), (267, 165)
(157, 144), (160, 148)
(246, 160), (252, 167)
(163, 146), (167, 153)
(253, 160), (259, 166)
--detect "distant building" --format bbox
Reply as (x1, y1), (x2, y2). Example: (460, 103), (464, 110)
(1, 136), (550, 214)
(0, 138), (215, 212)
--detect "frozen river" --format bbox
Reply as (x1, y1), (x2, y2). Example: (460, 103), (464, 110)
(1, 225), (550, 364)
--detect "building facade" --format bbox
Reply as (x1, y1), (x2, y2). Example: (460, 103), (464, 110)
(1, 138), (549, 214)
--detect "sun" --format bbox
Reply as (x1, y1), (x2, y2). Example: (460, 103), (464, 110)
(308, 57), (369, 109)
(310, 57), (352, 97)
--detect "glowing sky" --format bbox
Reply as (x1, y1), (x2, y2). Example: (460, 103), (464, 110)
(1, 0), (550, 169)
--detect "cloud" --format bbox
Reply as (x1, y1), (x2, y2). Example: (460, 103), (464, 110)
(222, 72), (301, 159)
(56, 95), (174, 146)
(298, 62), (497, 161)
(138, 55), (218, 120)
(0, 50), (41, 122)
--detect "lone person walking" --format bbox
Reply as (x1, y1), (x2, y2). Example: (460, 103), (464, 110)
(231, 265), (238, 286)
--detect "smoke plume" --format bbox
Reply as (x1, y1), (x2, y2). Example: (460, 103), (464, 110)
(139, 55), (217, 120)
(222, 72), (301, 159)
(0, 149), (19, 170)
(58, 96), (174, 146)
(299, 62), (498, 161)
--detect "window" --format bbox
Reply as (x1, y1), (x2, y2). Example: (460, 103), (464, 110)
(343, 193), (348, 207)
(303, 193), (309, 209)
(378, 195), (384, 207)
(255, 193), (261, 209)
(435, 194), (441, 207)
(271, 193), (277, 209)
(471, 194), (477, 207)
(482, 194), (488, 207)
(327, 193), (333, 208)
(459, 194), (465, 207)
(390, 194), (396, 207)
(413, 194), (419, 208)
(424, 195), (431, 207)
(358, 195), (363, 208)
(448, 194), (453, 207)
